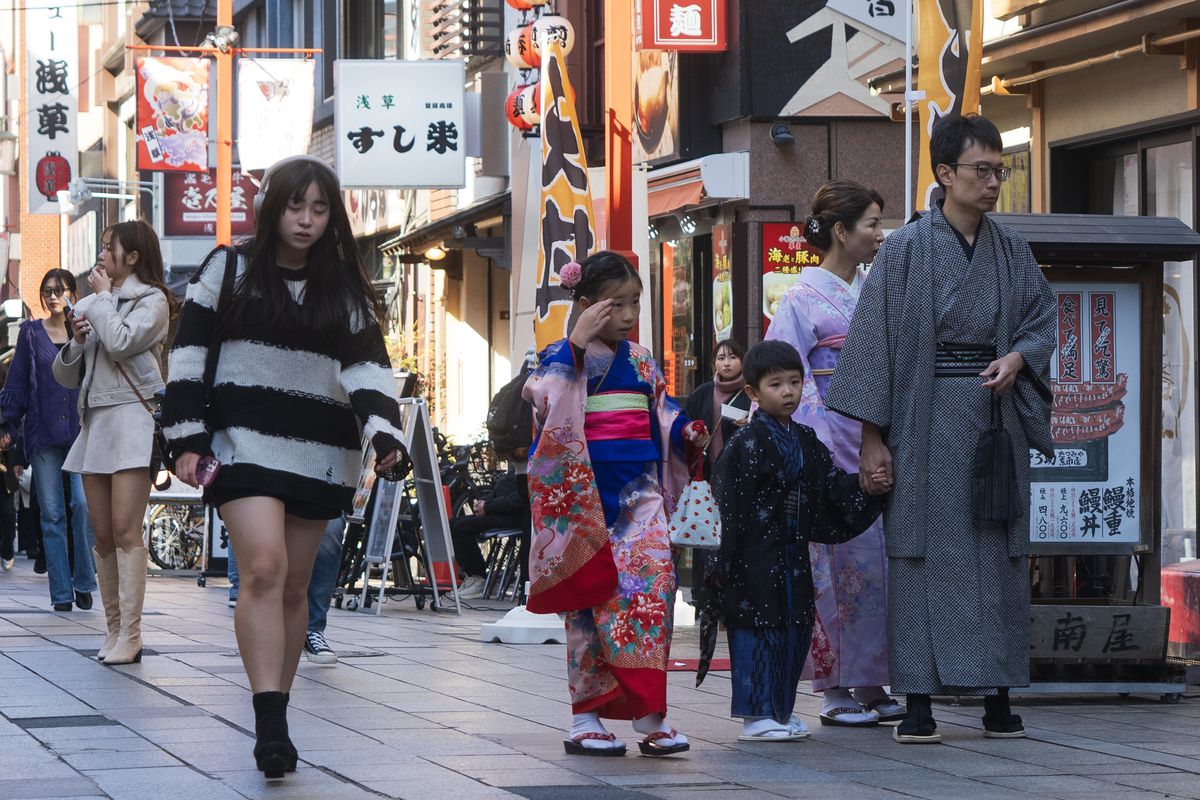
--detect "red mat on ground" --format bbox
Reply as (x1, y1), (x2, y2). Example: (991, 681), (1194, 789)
(667, 658), (730, 672)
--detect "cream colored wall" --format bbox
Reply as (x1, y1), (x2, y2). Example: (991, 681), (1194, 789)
(1042, 57), (1187, 144)
(444, 251), (496, 443)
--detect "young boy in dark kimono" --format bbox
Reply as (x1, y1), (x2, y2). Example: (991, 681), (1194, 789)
(711, 341), (889, 741)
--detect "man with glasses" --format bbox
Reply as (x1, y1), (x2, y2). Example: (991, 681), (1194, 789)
(826, 114), (1056, 744)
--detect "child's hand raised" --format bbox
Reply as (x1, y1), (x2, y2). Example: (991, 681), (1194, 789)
(569, 299), (614, 348)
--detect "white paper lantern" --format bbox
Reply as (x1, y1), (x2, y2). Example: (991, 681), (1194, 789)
(505, 27), (538, 70)
(518, 84), (541, 125)
(533, 15), (575, 57)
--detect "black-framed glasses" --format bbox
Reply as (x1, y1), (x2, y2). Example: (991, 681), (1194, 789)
(40, 287), (67, 298)
(948, 162), (1012, 182)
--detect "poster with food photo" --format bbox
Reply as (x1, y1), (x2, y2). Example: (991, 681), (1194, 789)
(1030, 282), (1141, 545)
(712, 224), (732, 341)
(632, 4), (679, 164)
(760, 222), (822, 334)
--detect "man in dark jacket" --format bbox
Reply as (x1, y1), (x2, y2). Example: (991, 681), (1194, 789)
(451, 474), (524, 599)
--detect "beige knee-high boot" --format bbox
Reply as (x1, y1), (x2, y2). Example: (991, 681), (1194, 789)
(94, 549), (121, 660)
(104, 547), (148, 666)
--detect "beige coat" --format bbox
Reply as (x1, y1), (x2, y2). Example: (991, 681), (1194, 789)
(53, 276), (169, 411)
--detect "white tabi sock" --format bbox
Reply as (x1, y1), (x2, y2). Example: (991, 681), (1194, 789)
(569, 712), (623, 750)
(633, 712), (688, 746)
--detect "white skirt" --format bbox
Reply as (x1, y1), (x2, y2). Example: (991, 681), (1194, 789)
(64, 401), (155, 475)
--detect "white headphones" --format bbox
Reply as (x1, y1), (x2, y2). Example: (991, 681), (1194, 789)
(252, 155), (340, 216)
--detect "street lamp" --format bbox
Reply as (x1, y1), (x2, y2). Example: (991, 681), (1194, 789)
(56, 177), (157, 219)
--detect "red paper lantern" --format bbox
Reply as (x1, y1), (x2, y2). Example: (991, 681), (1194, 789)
(523, 24), (542, 68)
(518, 84), (541, 126)
(505, 85), (533, 131)
(35, 151), (71, 201)
(504, 0), (533, 9)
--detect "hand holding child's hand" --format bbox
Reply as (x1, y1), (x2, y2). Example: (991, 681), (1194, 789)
(569, 299), (614, 349)
(864, 466), (892, 496)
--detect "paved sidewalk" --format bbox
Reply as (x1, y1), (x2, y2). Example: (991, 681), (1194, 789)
(0, 558), (1196, 800)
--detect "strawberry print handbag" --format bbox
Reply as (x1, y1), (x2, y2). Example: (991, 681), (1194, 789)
(668, 456), (721, 549)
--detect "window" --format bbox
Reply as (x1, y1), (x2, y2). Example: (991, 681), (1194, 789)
(307, 0), (384, 116)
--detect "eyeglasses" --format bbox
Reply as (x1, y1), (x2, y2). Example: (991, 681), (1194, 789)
(947, 162), (1013, 182)
(40, 287), (67, 298)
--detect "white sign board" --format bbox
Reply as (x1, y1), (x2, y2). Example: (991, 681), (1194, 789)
(26, 4), (78, 215)
(237, 59), (315, 172)
(333, 60), (466, 189)
(1030, 282), (1141, 545)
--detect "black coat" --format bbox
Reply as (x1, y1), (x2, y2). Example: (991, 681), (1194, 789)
(710, 415), (885, 629)
(684, 380), (751, 476)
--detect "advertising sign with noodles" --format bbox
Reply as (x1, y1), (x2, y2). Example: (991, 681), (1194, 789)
(136, 57), (210, 172)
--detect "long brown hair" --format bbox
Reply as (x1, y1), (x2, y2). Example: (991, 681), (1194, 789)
(103, 220), (176, 314)
(226, 158), (383, 336)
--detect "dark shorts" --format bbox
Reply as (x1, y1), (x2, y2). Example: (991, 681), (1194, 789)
(205, 487), (341, 522)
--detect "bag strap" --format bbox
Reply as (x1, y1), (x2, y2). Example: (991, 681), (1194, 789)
(113, 361), (155, 417)
(202, 246), (238, 393)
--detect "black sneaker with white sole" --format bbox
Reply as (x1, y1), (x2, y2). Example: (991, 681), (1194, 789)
(304, 630), (337, 665)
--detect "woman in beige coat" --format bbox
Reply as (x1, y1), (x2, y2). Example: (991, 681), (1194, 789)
(53, 220), (171, 666)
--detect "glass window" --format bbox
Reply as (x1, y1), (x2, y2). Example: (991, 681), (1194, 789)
(662, 239), (696, 398)
(998, 147), (1031, 213)
(1091, 154), (1139, 216)
(1147, 140), (1197, 564)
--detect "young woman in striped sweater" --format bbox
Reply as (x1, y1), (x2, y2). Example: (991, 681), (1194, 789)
(161, 156), (407, 779)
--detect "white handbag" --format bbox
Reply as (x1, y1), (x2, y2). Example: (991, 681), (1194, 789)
(668, 458), (721, 549)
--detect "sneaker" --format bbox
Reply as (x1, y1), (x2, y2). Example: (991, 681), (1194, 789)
(227, 596), (237, 608)
(457, 575), (486, 599)
(1, 558), (13, 571)
(304, 630), (337, 665)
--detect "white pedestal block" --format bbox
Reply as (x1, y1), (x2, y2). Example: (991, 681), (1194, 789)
(480, 605), (566, 644)
(673, 590), (696, 628)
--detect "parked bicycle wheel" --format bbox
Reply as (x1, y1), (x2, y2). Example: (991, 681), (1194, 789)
(144, 504), (205, 570)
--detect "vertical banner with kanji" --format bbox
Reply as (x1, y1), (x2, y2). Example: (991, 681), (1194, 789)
(1031, 282), (1141, 546)
(761, 222), (821, 334)
(136, 57), (211, 172)
(237, 60), (315, 173)
(916, 0), (984, 210)
(333, 60), (466, 189)
(26, 3), (78, 215)
(712, 223), (732, 341)
(534, 37), (597, 352)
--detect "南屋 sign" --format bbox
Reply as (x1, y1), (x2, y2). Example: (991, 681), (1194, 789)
(1030, 282), (1142, 546)
(333, 60), (466, 189)
(27, 3), (78, 215)
(761, 222), (821, 333)
(162, 171), (258, 238)
(641, 0), (727, 51)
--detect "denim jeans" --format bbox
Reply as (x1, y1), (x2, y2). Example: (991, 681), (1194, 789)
(30, 446), (96, 604)
(226, 517), (343, 633)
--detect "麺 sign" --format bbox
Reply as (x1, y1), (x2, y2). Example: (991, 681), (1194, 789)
(27, 3), (78, 215)
(162, 171), (258, 238)
(641, 0), (727, 51)
(333, 60), (466, 189)
(761, 222), (821, 333)
(1030, 282), (1142, 545)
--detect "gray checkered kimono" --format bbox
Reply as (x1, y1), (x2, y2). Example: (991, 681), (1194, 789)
(825, 203), (1055, 694)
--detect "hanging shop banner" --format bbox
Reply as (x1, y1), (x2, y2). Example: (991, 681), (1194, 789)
(712, 223), (732, 341)
(26, 4), (79, 215)
(136, 57), (211, 172)
(916, 0), (983, 210)
(534, 38), (597, 352)
(237, 59), (315, 173)
(761, 222), (821, 333)
(640, 0), (727, 51)
(633, 2), (680, 164)
(1030, 282), (1141, 545)
(162, 170), (259, 238)
(333, 60), (466, 189)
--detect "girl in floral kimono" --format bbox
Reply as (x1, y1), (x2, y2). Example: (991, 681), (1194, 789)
(765, 181), (906, 727)
(523, 251), (709, 758)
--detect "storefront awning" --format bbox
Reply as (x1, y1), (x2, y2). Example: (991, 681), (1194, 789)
(647, 153), (749, 218)
(379, 191), (510, 254)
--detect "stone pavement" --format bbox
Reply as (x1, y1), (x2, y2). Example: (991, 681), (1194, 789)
(0, 558), (1196, 800)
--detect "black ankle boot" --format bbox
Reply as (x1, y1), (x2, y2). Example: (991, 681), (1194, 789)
(894, 694), (941, 743)
(982, 688), (1025, 738)
(283, 692), (297, 772)
(252, 692), (290, 778)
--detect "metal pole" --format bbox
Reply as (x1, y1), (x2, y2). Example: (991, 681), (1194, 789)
(216, 0), (233, 245)
(904, 0), (914, 222)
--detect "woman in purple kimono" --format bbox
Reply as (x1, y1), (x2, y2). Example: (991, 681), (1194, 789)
(764, 181), (905, 727)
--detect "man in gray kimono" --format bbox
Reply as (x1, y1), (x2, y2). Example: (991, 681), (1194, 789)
(825, 114), (1055, 744)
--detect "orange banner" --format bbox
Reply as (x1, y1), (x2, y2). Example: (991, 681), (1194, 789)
(916, 0), (984, 210)
(534, 39), (597, 352)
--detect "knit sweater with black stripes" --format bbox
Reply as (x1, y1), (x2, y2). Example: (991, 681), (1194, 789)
(160, 250), (406, 513)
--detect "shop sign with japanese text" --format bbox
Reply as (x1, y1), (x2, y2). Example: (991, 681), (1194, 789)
(641, 0), (726, 51)
(761, 222), (821, 333)
(162, 171), (258, 238)
(1030, 282), (1141, 545)
(333, 60), (466, 189)
(712, 223), (732, 340)
(27, 3), (78, 215)
(136, 57), (211, 172)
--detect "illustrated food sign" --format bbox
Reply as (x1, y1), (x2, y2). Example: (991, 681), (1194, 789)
(333, 60), (466, 189)
(27, 3), (78, 214)
(761, 222), (821, 333)
(136, 57), (211, 172)
(712, 223), (732, 340)
(1031, 283), (1141, 545)
(162, 171), (258, 238)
